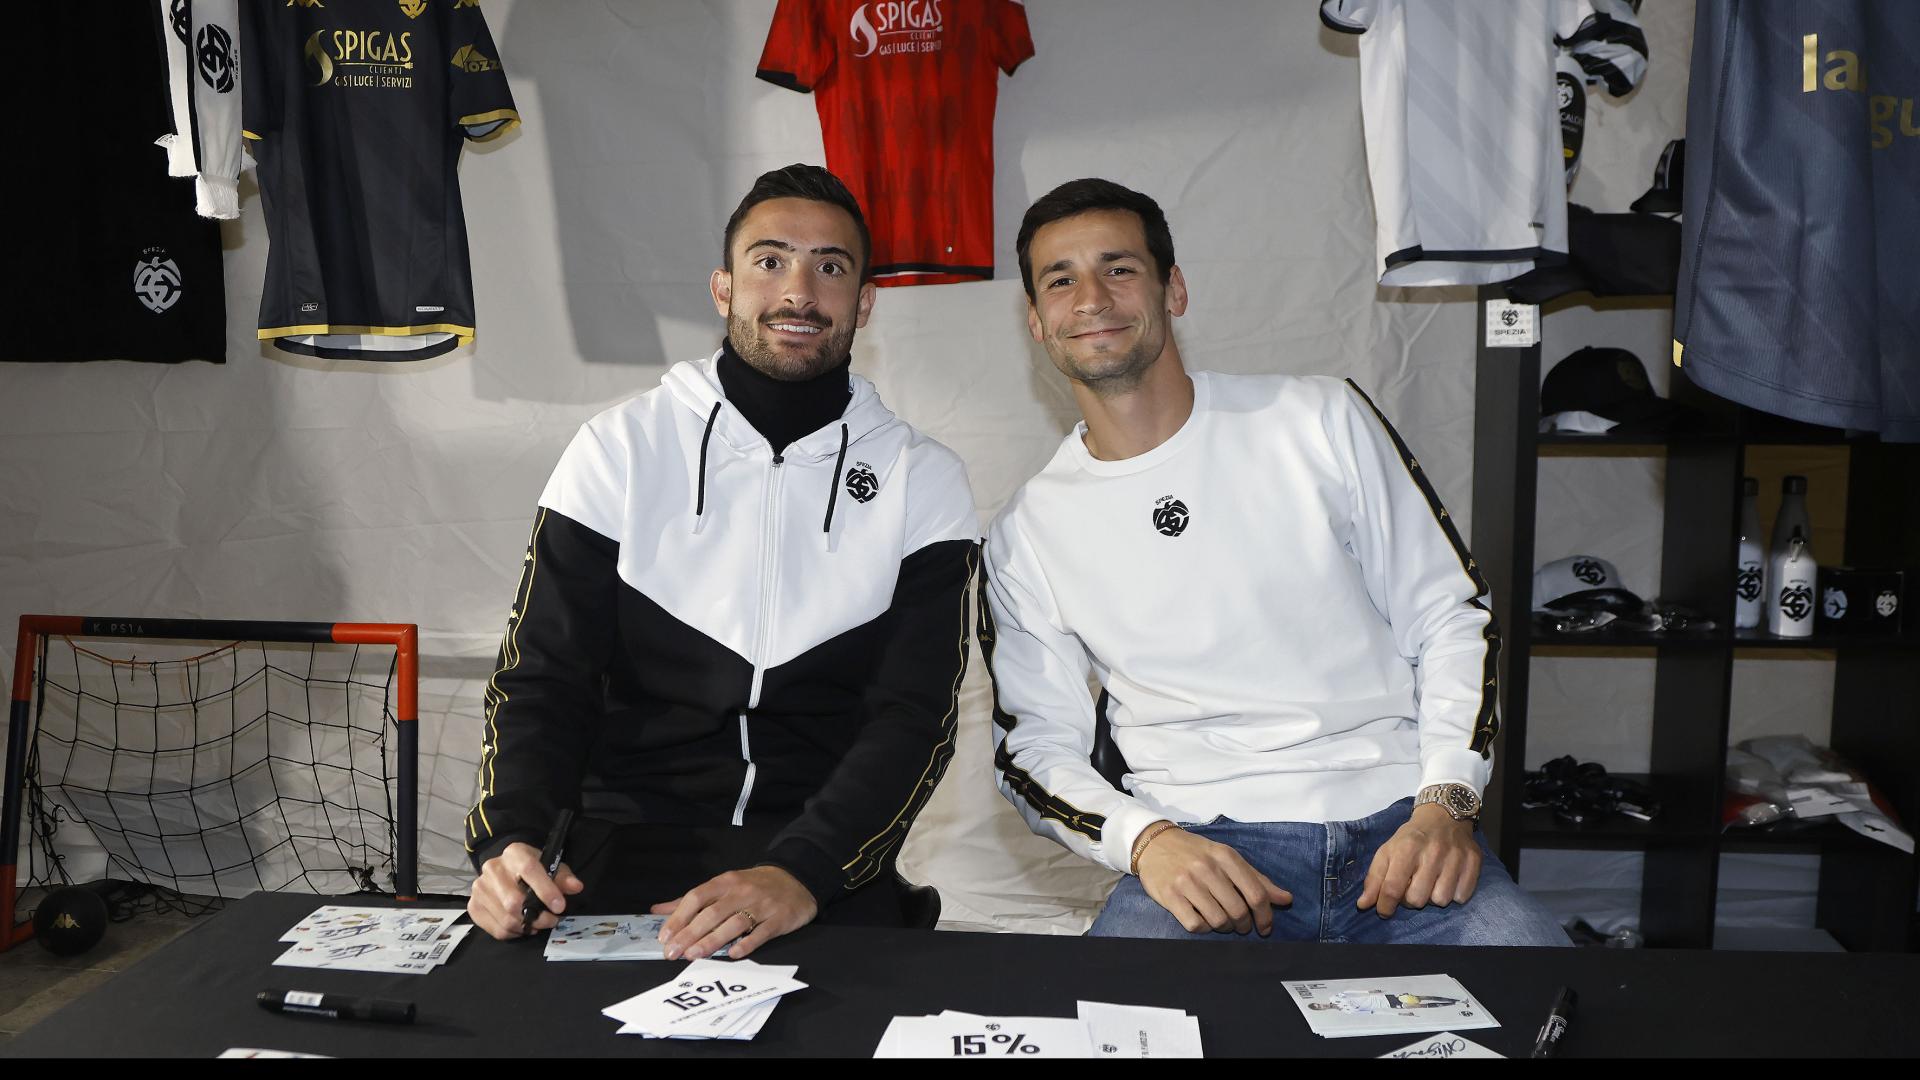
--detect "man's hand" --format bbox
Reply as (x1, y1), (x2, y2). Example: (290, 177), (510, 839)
(1134, 824), (1293, 935)
(652, 866), (818, 962)
(468, 841), (586, 940)
(1357, 803), (1481, 917)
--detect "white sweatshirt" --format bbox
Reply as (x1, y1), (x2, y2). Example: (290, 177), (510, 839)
(982, 371), (1498, 874)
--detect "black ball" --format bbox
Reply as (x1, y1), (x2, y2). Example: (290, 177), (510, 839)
(33, 886), (109, 957)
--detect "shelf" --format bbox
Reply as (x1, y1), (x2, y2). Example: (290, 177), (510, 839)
(1528, 626), (1919, 652)
(1719, 819), (1910, 856)
(1512, 773), (1713, 849)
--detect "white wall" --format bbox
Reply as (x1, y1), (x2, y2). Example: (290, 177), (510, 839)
(6, 0), (1730, 930)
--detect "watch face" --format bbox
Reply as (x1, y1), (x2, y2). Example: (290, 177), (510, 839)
(1445, 787), (1480, 817)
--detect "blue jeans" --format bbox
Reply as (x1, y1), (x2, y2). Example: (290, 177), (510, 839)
(1089, 798), (1570, 946)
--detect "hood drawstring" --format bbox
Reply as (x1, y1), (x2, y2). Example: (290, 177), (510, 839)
(691, 400), (722, 535)
(821, 423), (849, 552)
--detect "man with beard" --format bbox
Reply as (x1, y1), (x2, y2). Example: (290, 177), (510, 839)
(465, 166), (979, 960)
(980, 179), (1567, 947)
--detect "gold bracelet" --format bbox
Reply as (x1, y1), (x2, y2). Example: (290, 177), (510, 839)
(1130, 820), (1179, 876)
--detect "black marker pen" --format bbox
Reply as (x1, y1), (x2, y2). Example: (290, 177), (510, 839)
(1531, 986), (1576, 1058)
(258, 988), (415, 1025)
(519, 807), (575, 936)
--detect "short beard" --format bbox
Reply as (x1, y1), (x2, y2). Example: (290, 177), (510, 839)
(1045, 327), (1164, 399)
(728, 307), (856, 382)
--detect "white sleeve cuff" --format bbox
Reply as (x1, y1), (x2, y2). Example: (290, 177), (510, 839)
(1098, 799), (1175, 875)
(1419, 746), (1493, 798)
(195, 175), (240, 221)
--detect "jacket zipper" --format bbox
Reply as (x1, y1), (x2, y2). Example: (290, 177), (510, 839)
(732, 451), (783, 826)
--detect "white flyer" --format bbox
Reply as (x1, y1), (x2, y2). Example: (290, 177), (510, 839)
(602, 958), (806, 1033)
(1076, 1000), (1204, 1058)
(875, 1016), (1097, 1059)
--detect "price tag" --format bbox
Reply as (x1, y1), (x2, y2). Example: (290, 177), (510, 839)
(1484, 300), (1540, 348)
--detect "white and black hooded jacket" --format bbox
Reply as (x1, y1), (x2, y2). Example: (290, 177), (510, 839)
(465, 349), (979, 906)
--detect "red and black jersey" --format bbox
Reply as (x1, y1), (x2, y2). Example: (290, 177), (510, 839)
(758, 0), (1033, 287)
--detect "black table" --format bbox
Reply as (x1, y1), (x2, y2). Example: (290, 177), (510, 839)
(6, 892), (1915, 1056)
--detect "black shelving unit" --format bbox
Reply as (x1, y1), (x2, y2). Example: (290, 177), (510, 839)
(1469, 285), (1920, 950)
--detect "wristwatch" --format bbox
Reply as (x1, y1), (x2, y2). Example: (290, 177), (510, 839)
(1415, 783), (1482, 822)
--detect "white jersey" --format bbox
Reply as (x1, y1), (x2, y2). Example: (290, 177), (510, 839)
(1321, 0), (1596, 287)
(982, 372), (1498, 873)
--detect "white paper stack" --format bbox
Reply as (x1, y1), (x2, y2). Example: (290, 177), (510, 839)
(271, 905), (473, 975)
(876, 1008), (1149, 1059)
(1078, 1000), (1204, 1058)
(543, 914), (727, 961)
(1283, 975), (1498, 1039)
(601, 958), (806, 1041)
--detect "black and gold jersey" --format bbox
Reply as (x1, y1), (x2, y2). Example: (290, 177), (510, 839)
(241, 0), (519, 360)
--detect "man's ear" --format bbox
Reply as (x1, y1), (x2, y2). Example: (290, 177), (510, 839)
(710, 268), (732, 319)
(1166, 265), (1189, 318)
(854, 280), (877, 329)
(1026, 303), (1043, 344)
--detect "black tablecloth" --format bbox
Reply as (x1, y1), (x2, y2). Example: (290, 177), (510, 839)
(6, 892), (1915, 1057)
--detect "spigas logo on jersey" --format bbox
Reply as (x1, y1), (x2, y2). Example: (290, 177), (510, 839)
(398, 0), (428, 18)
(850, 1), (944, 59)
(451, 44), (503, 73)
(134, 247), (183, 314)
(306, 28), (416, 88)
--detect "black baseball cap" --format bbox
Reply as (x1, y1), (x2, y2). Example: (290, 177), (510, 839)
(1541, 347), (1682, 434)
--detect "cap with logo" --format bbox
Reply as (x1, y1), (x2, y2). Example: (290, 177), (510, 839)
(1533, 554), (1647, 614)
(1541, 347), (1685, 436)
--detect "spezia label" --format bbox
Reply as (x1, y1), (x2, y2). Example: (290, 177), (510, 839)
(1484, 300), (1540, 348)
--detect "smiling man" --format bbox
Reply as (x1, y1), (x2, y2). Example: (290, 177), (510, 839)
(465, 165), (979, 960)
(981, 178), (1568, 947)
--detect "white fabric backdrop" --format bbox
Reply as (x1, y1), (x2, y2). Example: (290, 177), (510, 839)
(8, 0), (1825, 932)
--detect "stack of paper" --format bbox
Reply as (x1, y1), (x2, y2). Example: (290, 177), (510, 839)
(1283, 975), (1497, 1039)
(877, 1002), (1203, 1060)
(1078, 1000), (1204, 1058)
(601, 958), (806, 1041)
(543, 914), (727, 961)
(271, 905), (472, 974)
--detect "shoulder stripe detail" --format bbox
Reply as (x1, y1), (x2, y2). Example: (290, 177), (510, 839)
(1344, 380), (1500, 758)
(838, 544), (976, 889)
(978, 565), (1107, 841)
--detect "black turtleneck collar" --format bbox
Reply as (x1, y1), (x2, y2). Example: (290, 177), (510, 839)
(717, 337), (852, 458)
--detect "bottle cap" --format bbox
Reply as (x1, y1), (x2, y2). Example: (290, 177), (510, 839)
(1783, 475), (1807, 495)
(1743, 477), (1758, 496)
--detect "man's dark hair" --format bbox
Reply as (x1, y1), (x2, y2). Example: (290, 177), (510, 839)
(722, 164), (872, 279)
(1016, 178), (1176, 303)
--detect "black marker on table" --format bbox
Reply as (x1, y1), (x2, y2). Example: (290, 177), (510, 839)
(1531, 986), (1577, 1058)
(519, 807), (575, 936)
(258, 989), (415, 1025)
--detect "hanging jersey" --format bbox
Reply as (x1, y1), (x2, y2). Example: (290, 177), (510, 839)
(3, 3), (224, 363)
(188, 0), (245, 218)
(1557, 0), (1651, 186)
(241, 0), (520, 360)
(757, 0), (1033, 287)
(157, 0), (197, 178)
(1674, 0), (1918, 441)
(1320, 0), (1596, 287)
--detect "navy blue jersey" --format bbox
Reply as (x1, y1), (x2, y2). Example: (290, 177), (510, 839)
(1674, 0), (1918, 440)
(241, 0), (519, 361)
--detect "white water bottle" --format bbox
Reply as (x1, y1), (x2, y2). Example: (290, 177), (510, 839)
(1734, 477), (1765, 630)
(1767, 475), (1817, 638)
